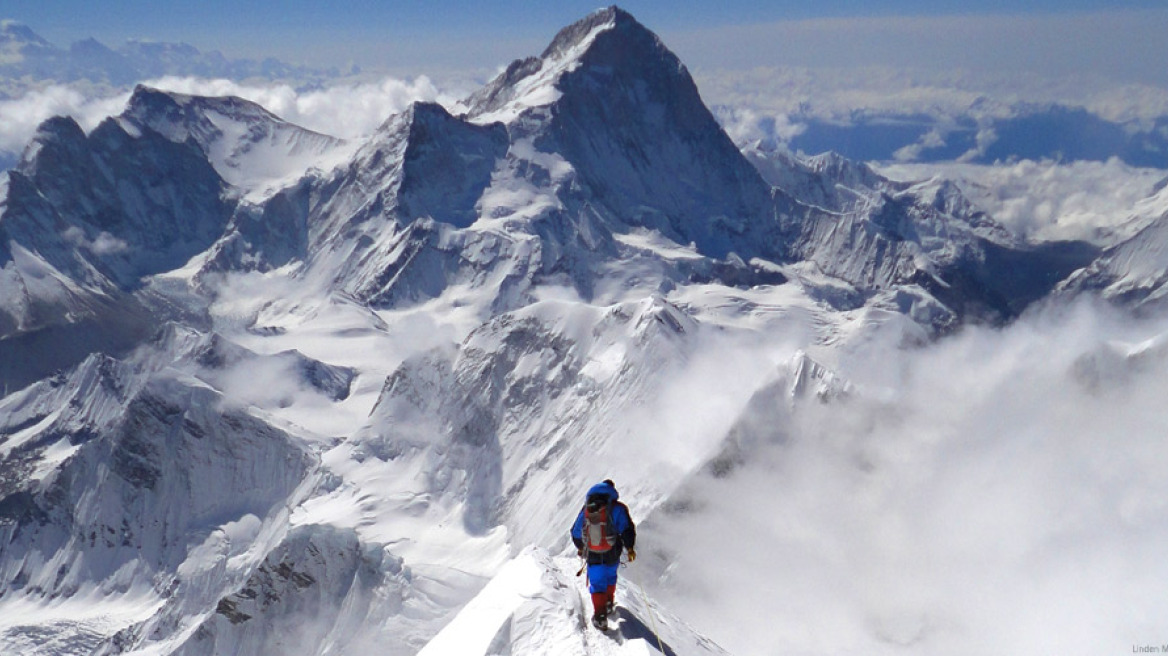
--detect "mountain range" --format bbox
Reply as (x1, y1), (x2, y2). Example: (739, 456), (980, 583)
(0, 6), (1165, 655)
(0, 19), (344, 93)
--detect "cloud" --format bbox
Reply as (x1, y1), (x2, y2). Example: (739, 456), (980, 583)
(641, 297), (1168, 655)
(682, 13), (1168, 165)
(140, 75), (455, 140)
(698, 66), (997, 125)
(713, 105), (806, 146)
(696, 65), (1168, 159)
(0, 74), (461, 165)
(0, 85), (131, 155)
(62, 226), (130, 255)
(894, 128), (947, 163)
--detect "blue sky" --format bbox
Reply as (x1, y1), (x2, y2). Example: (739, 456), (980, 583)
(8, 0), (1168, 34)
(5, 1), (1168, 84)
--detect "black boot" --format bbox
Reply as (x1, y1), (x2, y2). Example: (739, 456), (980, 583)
(591, 611), (608, 630)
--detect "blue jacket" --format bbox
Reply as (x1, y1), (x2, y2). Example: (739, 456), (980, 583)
(570, 481), (636, 565)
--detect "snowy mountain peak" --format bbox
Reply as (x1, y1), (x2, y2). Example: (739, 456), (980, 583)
(124, 84), (274, 128)
(69, 36), (117, 58)
(453, 5), (633, 122)
(395, 99), (483, 142)
(537, 5), (638, 61)
(554, 5), (679, 74)
(0, 19), (51, 52)
(14, 115), (86, 175)
(120, 83), (311, 150)
(464, 6), (679, 125)
(394, 102), (509, 227)
(120, 84), (351, 200)
(466, 5), (775, 264)
(336, 98), (506, 230)
(805, 150), (884, 190)
(124, 83), (194, 114)
(0, 20), (36, 42)
(3, 97), (233, 294)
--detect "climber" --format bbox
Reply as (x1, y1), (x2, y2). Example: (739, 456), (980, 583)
(570, 479), (637, 630)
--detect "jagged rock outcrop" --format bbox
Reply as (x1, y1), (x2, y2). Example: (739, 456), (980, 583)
(167, 525), (414, 656)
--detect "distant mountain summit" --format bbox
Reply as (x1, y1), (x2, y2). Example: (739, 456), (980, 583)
(1, 19), (53, 59)
(119, 85), (351, 199)
(467, 6), (777, 262)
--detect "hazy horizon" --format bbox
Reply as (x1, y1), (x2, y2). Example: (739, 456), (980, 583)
(4, 3), (1168, 86)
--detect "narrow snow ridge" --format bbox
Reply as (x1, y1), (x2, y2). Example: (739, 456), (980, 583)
(418, 546), (730, 655)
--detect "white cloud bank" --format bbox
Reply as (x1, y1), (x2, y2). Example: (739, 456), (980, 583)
(687, 12), (1168, 166)
(642, 298), (1168, 656)
(141, 75), (455, 139)
(0, 75), (459, 163)
(0, 85), (131, 155)
(699, 64), (1168, 150)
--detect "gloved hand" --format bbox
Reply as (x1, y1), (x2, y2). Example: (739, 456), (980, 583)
(627, 548), (637, 562)
(577, 548), (585, 558)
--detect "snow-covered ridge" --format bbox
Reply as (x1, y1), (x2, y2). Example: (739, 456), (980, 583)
(419, 547), (729, 656)
(119, 85), (356, 202)
(1057, 214), (1168, 309)
(1052, 176), (1168, 310)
